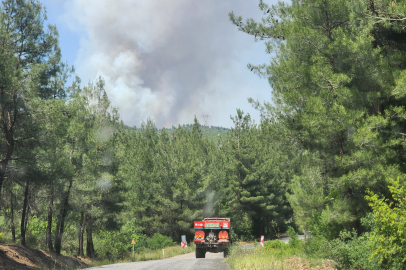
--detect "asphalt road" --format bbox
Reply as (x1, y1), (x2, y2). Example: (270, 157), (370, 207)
(83, 252), (229, 270)
(83, 235), (305, 270)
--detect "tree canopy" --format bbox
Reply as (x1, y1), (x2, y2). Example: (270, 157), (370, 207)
(1, 1), (406, 267)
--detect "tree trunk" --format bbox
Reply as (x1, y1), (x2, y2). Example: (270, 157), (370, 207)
(46, 183), (54, 251)
(0, 118), (16, 206)
(85, 213), (95, 258)
(10, 190), (16, 242)
(86, 225), (95, 258)
(78, 211), (85, 257)
(0, 162), (8, 210)
(54, 179), (73, 254)
(20, 181), (30, 246)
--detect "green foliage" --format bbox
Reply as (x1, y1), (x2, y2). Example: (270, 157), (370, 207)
(230, 0), (406, 241)
(308, 211), (345, 240)
(95, 230), (132, 259)
(25, 216), (49, 247)
(327, 230), (380, 270)
(264, 239), (286, 250)
(2, 0), (406, 265)
(263, 238), (302, 259)
(0, 232), (6, 243)
(303, 236), (330, 259)
(117, 117), (214, 242)
(125, 124), (230, 143)
(366, 177), (406, 269)
(94, 218), (141, 258)
(95, 228), (175, 260)
(287, 226), (300, 248)
(144, 233), (175, 250)
(217, 110), (293, 239)
(303, 228), (388, 270)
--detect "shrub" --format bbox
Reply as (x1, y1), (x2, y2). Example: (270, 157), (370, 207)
(94, 218), (176, 260)
(264, 239), (287, 250)
(366, 177), (406, 270)
(308, 211), (344, 240)
(0, 232), (6, 243)
(287, 226), (300, 248)
(146, 233), (175, 250)
(328, 230), (380, 270)
(304, 235), (329, 258)
(264, 238), (303, 258)
(26, 216), (48, 248)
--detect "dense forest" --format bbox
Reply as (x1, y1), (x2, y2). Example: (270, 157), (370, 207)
(0, 0), (406, 269)
(124, 124), (230, 142)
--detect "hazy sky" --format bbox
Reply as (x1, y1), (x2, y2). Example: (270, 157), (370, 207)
(42, 0), (276, 128)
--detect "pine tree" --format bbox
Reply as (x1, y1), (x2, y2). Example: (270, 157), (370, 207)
(0, 0), (63, 205)
(230, 0), (406, 236)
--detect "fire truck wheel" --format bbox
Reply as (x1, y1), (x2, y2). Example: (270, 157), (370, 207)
(195, 248), (206, 258)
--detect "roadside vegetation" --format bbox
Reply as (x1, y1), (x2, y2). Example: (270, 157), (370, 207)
(1, 0), (406, 269)
(227, 229), (334, 270)
(89, 244), (195, 267)
(228, 190), (406, 270)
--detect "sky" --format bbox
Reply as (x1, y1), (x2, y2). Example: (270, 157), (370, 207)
(41, 0), (276, 129)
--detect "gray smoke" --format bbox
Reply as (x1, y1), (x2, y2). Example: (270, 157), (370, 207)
(203, 191), (215, 217)
(62, 0), (269, 127)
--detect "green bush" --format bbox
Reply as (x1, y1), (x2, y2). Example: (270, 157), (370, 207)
(95, 218), (143, 258)
(366, 177), (406, 269)
(263, 239), (302, 258)
(264, 239), (287, 250)
(328, 230), (380, 270)
(96, 230), (131, 259)
(308, 211), (343, 240)
(0, 232), (6, 243)
(287, 226), (300, 248)
(94, 218), (176, 259)
(26, 216), (48, 248)
(146, 233), (175, 250)
(304, 235), (329, 258)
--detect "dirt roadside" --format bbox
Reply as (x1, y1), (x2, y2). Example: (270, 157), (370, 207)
(0, 244), (90, 270)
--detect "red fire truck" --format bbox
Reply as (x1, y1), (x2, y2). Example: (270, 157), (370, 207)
(193, 217), (231, 258)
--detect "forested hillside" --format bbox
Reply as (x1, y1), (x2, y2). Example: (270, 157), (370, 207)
(1, 0), (406, 269)
(124, 124), (230, 143)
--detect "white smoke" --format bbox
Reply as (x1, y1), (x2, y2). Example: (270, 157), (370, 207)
(97, 174), (113, 190)
(61, 0), (270, 127)
(203, 191), (215, 217)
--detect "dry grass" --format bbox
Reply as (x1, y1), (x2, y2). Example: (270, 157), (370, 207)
(285, 256), (335, 270)
(226, 246), (335, 270)
(89, 244), (195, 267)
(234, 241), (254, 246)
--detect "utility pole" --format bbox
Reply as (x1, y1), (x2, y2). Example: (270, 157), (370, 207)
(201, 113), (210, 127)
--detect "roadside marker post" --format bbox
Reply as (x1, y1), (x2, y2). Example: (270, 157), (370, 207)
(181, 235), (187, 248)
(131, 239), (136, 257)
(260, 235), (264, 247)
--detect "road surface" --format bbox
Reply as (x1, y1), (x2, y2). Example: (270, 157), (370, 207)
(83, 252), (229, 270)
(83, 235), (305, 270)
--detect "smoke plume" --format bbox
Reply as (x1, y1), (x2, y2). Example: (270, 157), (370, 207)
(62, 0), (268, 127)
